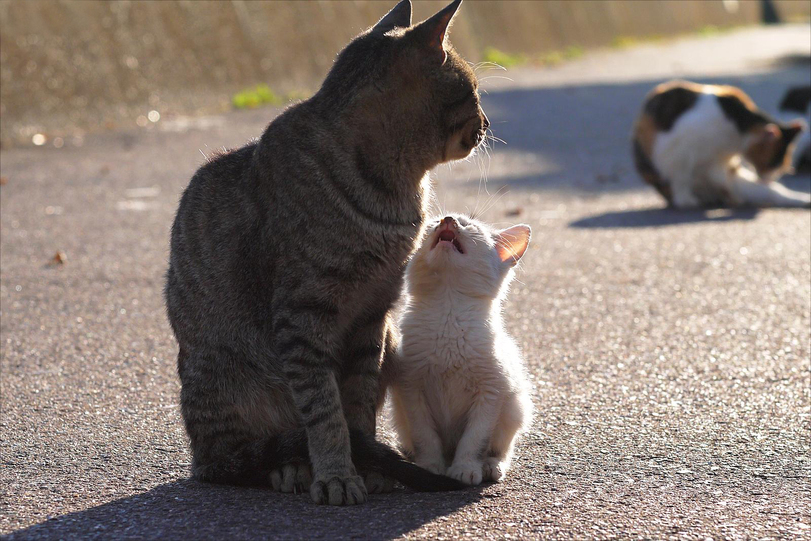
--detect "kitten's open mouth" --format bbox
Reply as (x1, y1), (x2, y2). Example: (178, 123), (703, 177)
(433, 229), (464, 253)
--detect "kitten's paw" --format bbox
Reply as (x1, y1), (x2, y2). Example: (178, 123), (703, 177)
(269, 463), (312, 494)
(310, 475), (367, 506)
(364, 472), (396, 494)
(447, 460), (484, 486)
(482, 457), (507, 482)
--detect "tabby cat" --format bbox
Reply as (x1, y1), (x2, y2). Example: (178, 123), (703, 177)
(633, 80), (810, 208)
(165, 0), (488, 505)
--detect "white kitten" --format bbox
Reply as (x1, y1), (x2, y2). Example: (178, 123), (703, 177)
(389, 214), (533, 486)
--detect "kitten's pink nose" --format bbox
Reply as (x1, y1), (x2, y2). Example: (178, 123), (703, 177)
(440, 216), (456, 227)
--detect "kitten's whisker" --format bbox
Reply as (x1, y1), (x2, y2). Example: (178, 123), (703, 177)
(478, 186), (510, 217)
(497, 236), (528, 268)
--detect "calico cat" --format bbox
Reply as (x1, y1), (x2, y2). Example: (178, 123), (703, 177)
(165, 0), (488, 505)
(390, 215), (533, 486)
(633, 80), (810, 209)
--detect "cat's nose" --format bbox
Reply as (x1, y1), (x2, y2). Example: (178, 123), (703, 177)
(481, 111), (490, 130)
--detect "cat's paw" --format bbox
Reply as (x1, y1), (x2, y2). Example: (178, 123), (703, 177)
(269, 463), (312, 494)
(482, 457), (507, 482)
(310, 475), (367, 506)
(363, 472), (396, 494)
(447, 460), (484, 486)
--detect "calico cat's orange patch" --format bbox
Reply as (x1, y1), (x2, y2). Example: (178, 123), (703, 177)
(634, 112), (658, 157)
(745, 124), (781, 178)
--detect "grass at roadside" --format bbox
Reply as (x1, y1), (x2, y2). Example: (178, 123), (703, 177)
(231, 85), (310, 110)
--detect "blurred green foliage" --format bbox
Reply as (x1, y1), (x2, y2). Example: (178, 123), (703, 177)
(483, 45), (586, 69)
(231, 85), (313, 110)
(482, 47), (528, 68)
(232, 85), (282, 109)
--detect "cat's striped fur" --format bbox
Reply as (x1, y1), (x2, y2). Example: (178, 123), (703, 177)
(165, 0), (487, 505)
(633, 80), (809, 209)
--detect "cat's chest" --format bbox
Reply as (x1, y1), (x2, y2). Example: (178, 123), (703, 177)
(401, 312), (492, 375)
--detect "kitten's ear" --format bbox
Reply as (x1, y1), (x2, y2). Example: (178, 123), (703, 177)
(495, 224), (531, 267)
(372, 0), (412, 34)
(414, 0), (462, 64)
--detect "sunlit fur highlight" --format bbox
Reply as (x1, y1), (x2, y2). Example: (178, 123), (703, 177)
(390, 215), (533, 486)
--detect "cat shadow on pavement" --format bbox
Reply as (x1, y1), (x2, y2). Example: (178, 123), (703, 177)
(568, 206), (760, 229)
(568, 173), (810, 229)
(4, 480), (484, 541)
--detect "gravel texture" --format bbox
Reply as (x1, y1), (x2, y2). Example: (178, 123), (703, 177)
(2, 25), (810, 540)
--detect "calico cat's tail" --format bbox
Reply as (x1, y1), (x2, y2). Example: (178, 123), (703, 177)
(195, 428), (465, 492)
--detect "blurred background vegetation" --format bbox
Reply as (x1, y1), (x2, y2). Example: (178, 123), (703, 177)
(1, 0), (809, 148)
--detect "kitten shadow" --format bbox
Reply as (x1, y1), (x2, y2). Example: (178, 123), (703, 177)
(569, 207), (760, 229)
(4, 479), (485, 541)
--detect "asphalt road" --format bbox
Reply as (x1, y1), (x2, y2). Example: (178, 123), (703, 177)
(2, 25), (810, 540)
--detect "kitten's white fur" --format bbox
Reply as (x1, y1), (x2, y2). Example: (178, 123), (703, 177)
(652, 92), (810, 208)
(390, 215), (533, 485)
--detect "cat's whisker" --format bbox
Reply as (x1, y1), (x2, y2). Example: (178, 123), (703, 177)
(478, 75), (515, 84)
(471, 61), (507, 74)
(486, 130), (507, 146)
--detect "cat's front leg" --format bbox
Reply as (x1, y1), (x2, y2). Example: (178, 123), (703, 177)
(670, 175), (701, 209)
(340, 316), (396, 493)
(278, 326), (366, 505)
(447, 394), (501, 486)
(341, 316), (392, 435)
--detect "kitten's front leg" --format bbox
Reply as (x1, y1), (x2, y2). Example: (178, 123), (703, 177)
(483, 393), (528, 482)
(448, 394), (501, 486)
(391, 387), (446, 475)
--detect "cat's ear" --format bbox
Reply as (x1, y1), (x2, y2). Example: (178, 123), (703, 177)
(372, 0), (412, 34)
(414, 0), (462, 64)
(781, 120), (805, 143)
(761, 123), (781, 142)
(495, 225), (531, 267)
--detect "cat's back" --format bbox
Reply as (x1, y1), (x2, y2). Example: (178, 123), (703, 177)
(166, 142), (271, 343)
(632, 80), (763, 201)
(635, 80), (765, 156)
